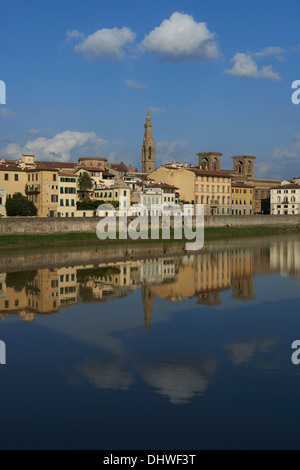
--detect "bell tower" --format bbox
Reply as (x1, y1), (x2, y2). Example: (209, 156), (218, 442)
(142, 109), (155, 174)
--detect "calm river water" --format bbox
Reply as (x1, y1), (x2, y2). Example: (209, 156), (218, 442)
(0, 234), (300, 449)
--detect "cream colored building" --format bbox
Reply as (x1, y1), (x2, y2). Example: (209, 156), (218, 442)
(192, 169), (232, 215)
(26, 169), (59, 217)
(150, 166), (195, 202)
(57, 172), (78, 217)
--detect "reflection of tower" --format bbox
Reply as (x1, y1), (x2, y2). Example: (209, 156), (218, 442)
(142, 109), (155, 174)
(232, 277), (254, 300)
(231, 248), (254, 300)
(197, 291), (221, 306)
(142, 286), (155, 333)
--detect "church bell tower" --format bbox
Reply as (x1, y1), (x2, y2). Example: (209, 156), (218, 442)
(142, 109), (155, 174)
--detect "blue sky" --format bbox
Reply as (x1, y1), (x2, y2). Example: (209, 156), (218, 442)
(1, 0), (300, 178)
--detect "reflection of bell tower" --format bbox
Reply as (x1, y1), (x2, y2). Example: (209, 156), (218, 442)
(197, 291), (221, 306)
(142, 286), (155, 333)
(232, 277), (254, 300)
(142, 109), (155, 174)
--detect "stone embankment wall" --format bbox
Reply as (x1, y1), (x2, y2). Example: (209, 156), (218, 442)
(0, 214), (299, 236)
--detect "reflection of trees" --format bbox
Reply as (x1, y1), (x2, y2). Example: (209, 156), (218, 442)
(6, 271), (37, 293)
(77, 267), (120, 280)
(78, 285), (94, 303)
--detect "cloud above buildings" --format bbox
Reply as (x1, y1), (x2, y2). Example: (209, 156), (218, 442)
(0, 108), (16, 118)
(69, 12), (219, 64)
(257, 131), (300, 179)
(0, 130), (107, 162)
(156, 139), (189, 165)
(66, 29), (85, 42)
(125, 79), (148, 90)
(73, 26), (136, 61)
(139, 12), (219, 63)
(224, 52), (281, 81)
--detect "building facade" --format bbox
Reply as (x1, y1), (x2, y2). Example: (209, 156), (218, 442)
(270, 182), (300, 215)
(231, 182), (253, 215)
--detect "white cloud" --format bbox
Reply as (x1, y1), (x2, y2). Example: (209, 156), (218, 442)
(140, 12), (219, 63)
(0, 108), (15, 118)
(66, 29), (85, 42)
(28, 128), (41, 136)
(256, 131), (300, 179)
(225, 53), (281, 81)
(0, 130), (107, 162)
(74, 27), (136, 61)
(254, 46), (288, 61)
(125, 79), (148, 90)
(156, 138), (188, 165)
(46, 109), (57, 117)
(150, 107), (166, 114)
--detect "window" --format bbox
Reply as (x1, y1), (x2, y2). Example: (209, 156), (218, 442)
(60, 199), (64, 206)
(53, 174), (56, 182)
(66, 200), (69, 206)
(71, 200), (75, 206)
(4, 174), (8, 181)
(15, 174), (18, 181)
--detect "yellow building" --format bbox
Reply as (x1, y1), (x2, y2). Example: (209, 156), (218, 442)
(26, 169), (59, 217)
(192, 169), (232, 215)
(150, 165), (196, 203)
(0, 163), (27, 215)
(150, 165), (232, 215)
(231, 182), (253, 215)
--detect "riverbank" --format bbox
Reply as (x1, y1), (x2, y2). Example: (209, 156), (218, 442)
(0, 225), (299, 249)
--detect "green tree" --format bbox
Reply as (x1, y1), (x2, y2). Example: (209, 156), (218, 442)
(78, 172), (94, 201)
(5, 193), (37, 216)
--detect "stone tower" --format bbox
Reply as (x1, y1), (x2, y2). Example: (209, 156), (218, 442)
(232, 155), (256, 179)
(197, 152), (222, 171)
(142, 109), (155, 174)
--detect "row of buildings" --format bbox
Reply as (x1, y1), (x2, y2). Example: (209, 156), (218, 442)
(0, 110), (299, 217)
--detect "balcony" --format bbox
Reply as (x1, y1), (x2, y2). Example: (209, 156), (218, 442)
(25, 184), (41, 194)
(210, 199), (219, 207)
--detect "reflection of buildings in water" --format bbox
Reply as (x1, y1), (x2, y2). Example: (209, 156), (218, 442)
(0, 248), (255, 330)
(142, 286), (155, 334)
(270, 240), (300, 278)
(7, 241), (300, 330)
(0, 267), (78, 320)
(231, 248), (253, 300)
